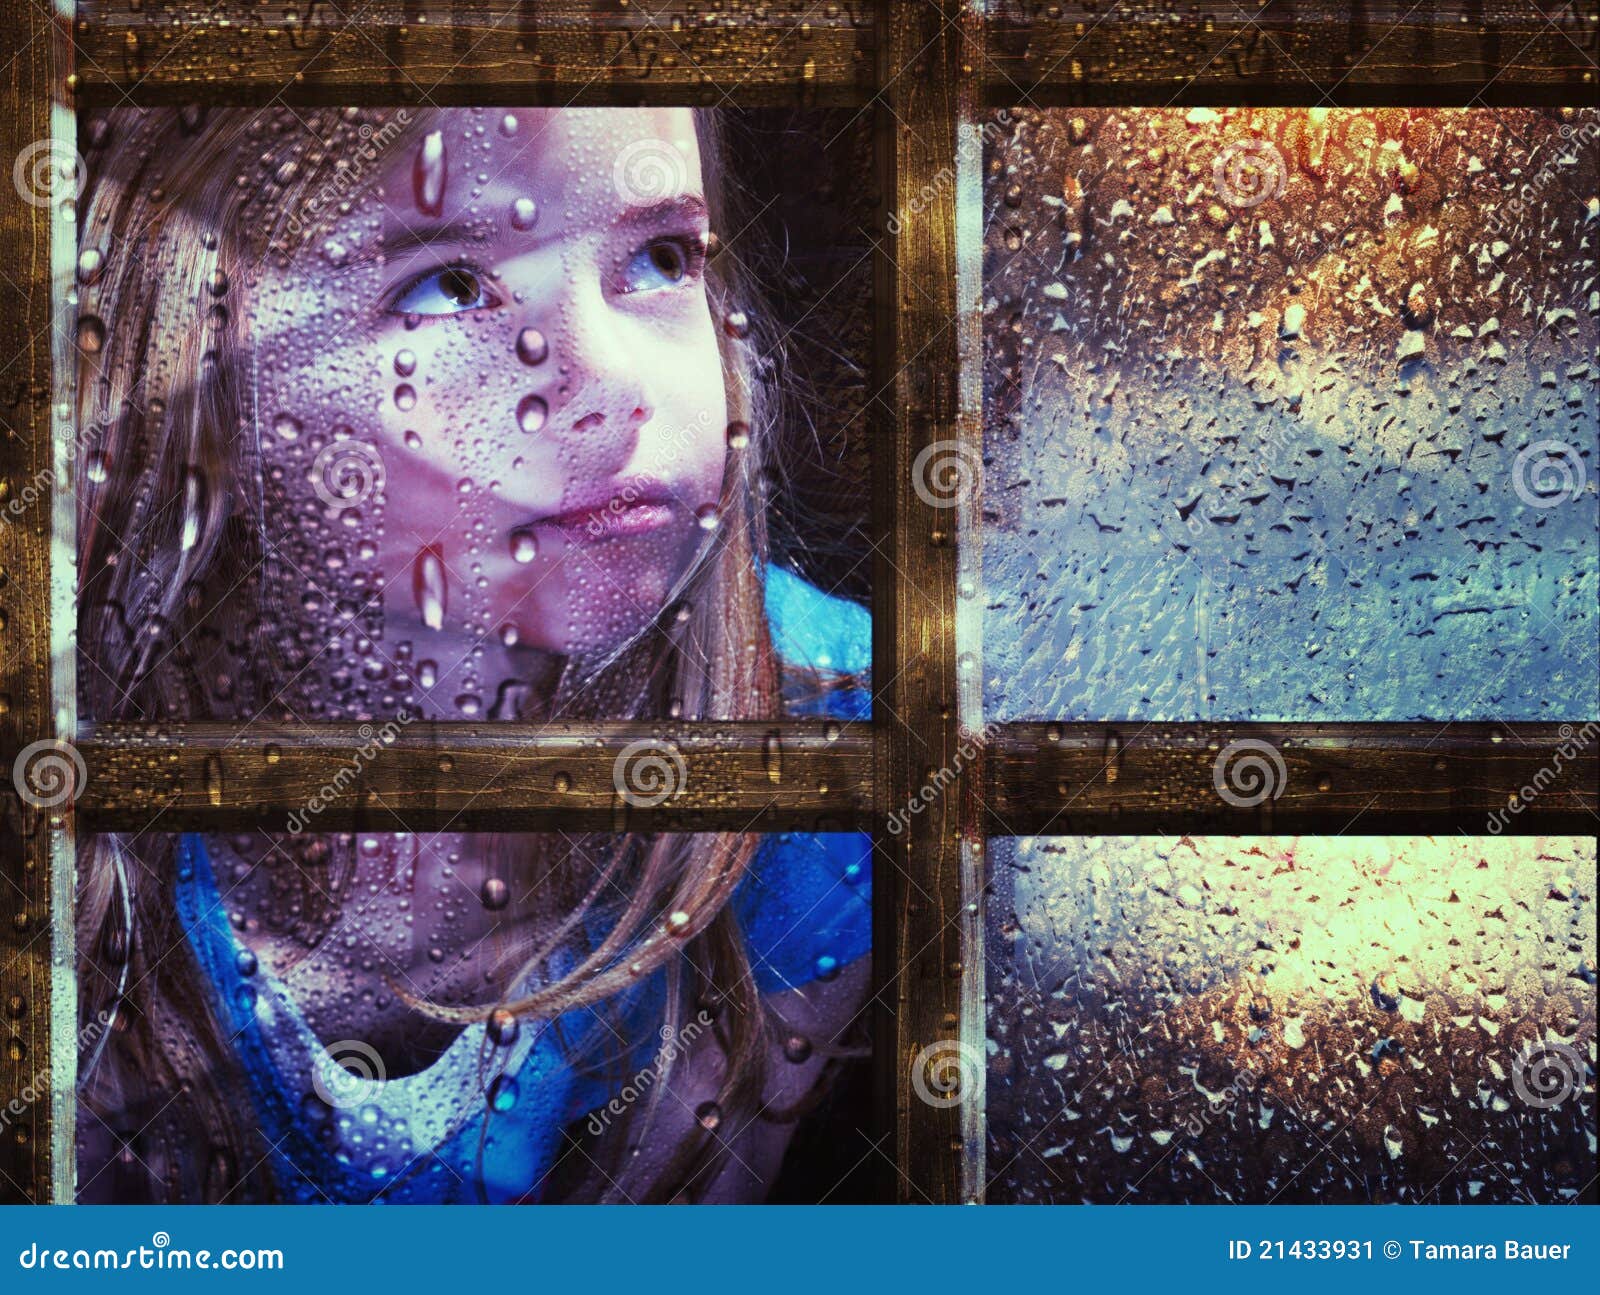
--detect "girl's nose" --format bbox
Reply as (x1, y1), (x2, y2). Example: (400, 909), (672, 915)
(519, 280), (654, 460)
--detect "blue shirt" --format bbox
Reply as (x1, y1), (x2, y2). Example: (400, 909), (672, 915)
(172, 564), (871, 1203)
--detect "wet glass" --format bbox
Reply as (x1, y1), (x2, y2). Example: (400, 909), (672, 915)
(65, 105), (876, 1206)
(985, 835), (1597, 1204)
(72, 106), (872, 729)
(74, 829), (873, 1204)
(981, 108), (1598, 721)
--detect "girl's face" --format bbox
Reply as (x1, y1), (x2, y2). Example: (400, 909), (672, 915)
(252, 108), (729, 675)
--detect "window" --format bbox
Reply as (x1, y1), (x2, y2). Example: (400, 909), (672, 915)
(1, 1), (1593, 1208)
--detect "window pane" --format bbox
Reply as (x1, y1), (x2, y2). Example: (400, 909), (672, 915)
(982, 108), (1598, 720)
(985, 835), (1597, 1203)
(72, 107), (871, 728)
(75, 829), (872, 1204)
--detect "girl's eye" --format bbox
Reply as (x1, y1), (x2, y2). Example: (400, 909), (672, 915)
(388, 264), (502, 316)
(620, 236), (706, 294)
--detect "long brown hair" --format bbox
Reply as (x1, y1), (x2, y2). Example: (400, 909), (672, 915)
(73, 106), (798, 1203)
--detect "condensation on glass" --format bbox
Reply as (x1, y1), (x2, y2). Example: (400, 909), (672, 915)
(985, 836), (1597, 1203)
(71, 106), (872, 731)
(74, 828), (872, 1204)
(981, 108), (1598, 721)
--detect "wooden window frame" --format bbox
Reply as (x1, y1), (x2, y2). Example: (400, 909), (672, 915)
(2, 0), (1594, 1208)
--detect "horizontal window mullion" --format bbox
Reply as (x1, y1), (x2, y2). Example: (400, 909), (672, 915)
(986, 722), (1599, 837)
(75, 719), (872, 833)
(982, 1), (1592, 108)
(74, 0), (878, 109)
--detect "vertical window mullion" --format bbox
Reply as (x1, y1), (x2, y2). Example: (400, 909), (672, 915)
(874, 0), (986, 1206)
(0, 0), (71, 1207)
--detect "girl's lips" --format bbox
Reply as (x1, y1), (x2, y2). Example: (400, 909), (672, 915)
(532, 499), (679, 540)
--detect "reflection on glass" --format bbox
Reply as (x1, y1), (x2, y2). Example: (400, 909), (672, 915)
(76, 829), (872, 1204)
(986, 836), (1596, 1203)
(68, 106), (875, 1205)
(982, 108), (1598, 721)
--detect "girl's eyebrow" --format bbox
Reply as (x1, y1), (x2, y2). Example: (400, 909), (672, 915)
(621, 193), (709, 226)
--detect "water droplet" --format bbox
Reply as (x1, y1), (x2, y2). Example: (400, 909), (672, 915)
(76, 314), (105, 354)
(394, 383), (417, 411)
(516, 394), (548, 434)
(695, 1101), (722, 1131)
(413, 130), (447, 217)
(725, 420), (750, 448)
(413, 549), (447, 630)
(273, 412), (301, 441)
(403, 428), (422, 450)
(488, 1009), (519, 1047)
(76, 247), (104, 285)
(488, 1075), (520, 1112)
(394, 349), (417, 377)
(480, 879), (509, 911)
(509, 528), (538, 563)
(510, 197), (537, 231)
(666, 910), (692, 936)
(783, 1034), (813, 1064)
(180, 466), (206, 552)
(499, 113), (519, 137)
(723, 309), (750, 339)
(515, 328), (548, 365)
(695, 504), (720, 532)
